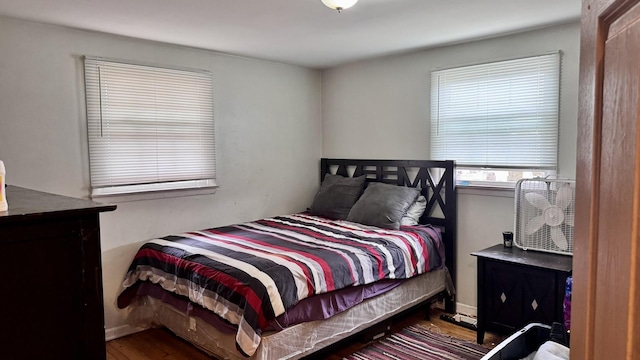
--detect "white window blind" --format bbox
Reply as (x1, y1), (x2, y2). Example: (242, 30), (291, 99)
(430, 53), (560, 170)
(84, 57), (216, 197)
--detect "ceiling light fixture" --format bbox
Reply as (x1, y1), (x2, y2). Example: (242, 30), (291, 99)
(322, 0), (359, 13)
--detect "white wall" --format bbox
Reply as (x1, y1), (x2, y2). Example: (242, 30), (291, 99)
(322, 22), (580, 312)
(0, 17), (322, 332)
(0, 15), (579, 332)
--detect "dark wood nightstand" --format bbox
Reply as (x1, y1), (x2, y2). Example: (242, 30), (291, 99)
(471, 244), (572, 344)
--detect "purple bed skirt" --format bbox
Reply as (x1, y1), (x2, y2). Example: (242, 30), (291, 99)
(127, 278), (405, 334)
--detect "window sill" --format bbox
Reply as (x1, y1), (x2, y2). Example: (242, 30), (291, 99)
(457, 184), (514, 198)
(91, 185), (218, 203)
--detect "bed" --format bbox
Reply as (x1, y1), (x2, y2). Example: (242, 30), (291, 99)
(117, 158), (457, 359)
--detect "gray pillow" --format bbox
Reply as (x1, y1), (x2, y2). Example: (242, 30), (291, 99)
(310, 174), (366, 220)
(347, 182), (420, 230)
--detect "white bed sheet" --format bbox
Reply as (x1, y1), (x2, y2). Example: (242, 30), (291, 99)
(127, 268), (447, 360)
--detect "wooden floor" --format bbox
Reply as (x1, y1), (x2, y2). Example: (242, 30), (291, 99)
(107, 308), (505, 360)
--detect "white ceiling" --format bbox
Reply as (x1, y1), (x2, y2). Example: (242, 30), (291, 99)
(0, 0), (581, 69)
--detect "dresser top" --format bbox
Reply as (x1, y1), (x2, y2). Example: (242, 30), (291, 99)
(472, 244), (572, 272)
(0, 186), (116, 223)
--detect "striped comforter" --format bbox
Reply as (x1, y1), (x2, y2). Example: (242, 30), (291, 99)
(117, 213), (444, 357)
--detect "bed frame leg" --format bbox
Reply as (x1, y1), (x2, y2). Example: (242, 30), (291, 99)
(445, 296), (456, 314)
(423, 304), (432, 320)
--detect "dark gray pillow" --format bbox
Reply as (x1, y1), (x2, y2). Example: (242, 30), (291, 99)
(310, 174), (366, 220)
(347, 182), (420, 230)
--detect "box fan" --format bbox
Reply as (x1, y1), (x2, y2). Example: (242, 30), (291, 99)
(514, 178), (575, 256)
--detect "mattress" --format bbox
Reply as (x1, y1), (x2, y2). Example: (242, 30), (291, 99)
(127, 267), (448, 360)
(118, 214), (445, 356)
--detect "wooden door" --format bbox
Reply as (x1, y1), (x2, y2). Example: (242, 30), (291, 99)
(574, 0), (640, 359)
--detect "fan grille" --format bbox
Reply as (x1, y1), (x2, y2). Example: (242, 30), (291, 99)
(514, 178), (575, 255)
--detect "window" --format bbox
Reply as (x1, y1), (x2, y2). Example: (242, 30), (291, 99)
(430, 53), (560, 187)
(84, 57), (216, 197)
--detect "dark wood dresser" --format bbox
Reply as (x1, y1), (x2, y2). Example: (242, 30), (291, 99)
(472, 244), (572, 344)
(0, 186), (116, 359)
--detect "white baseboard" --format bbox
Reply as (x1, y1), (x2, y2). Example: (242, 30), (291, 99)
(456, 303), (477, 317)
(430, 300), (477, 317)
(105, 324), (148, 341)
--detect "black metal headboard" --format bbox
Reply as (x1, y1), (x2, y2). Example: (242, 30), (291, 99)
(321, 158), (457, 313)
